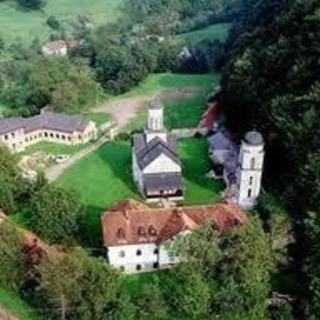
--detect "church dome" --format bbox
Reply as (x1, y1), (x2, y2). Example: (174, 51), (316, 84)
(244, 131), (264, 146)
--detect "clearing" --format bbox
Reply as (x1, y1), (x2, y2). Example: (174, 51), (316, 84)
(0, 288), (40, 320)
(0, 0), (122, 45)
(95, 73), (220, 132)
(55, 137), (223, 244)
(178, 23), (231, 46)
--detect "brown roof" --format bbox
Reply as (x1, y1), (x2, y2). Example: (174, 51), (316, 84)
(101, 200), (247, 247)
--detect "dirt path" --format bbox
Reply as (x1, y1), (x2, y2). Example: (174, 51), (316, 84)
(45, 135), (110, 183)
(93, 87), (200, 129)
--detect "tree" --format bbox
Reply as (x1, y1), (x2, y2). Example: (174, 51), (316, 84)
(17, 0), (45, 10)
(47, 16), (60, 30)
(38, 249), (130, 320)
(0, 221), (25, 291)
(28, 185), (84, 244)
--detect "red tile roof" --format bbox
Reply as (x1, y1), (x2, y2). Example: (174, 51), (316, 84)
(101, 200), (247, 247)
(199, 101), (222, 130)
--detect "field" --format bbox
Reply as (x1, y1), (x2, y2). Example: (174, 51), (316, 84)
(56, 138), (223, 244)
(0, 288), (40, 320)
(179, 23), (231, 46)
(121, 72), (221, 132)
(0, 0), (122, 44)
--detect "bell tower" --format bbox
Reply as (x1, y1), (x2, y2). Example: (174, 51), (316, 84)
(236, 131), (264, 209)
(146, 99), (167, 142)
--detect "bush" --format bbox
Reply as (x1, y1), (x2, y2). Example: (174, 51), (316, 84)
(17, 0), (45, 10)
(47, 16), (60, 30)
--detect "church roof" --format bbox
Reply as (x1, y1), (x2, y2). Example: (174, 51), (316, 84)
(101, 200), (247, 247)
(133, 134), (180, 170)
(143, 173), (183, 191)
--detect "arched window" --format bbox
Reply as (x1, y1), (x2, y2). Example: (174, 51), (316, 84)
(249, 176), (254, 185)
(248, 189), (252, 198)
(154, 248), (159, 255)
(250, 158), (255, 169)
(149, 225), (157, 236)
(119, 250), (125, 258)
(136, 264), (142, 271)
(136, 249), (142, 256)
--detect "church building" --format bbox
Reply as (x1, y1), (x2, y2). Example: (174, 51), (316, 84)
(132, 100), (183, 202)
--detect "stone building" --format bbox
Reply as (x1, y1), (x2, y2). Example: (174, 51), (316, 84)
(132, 100), (183, 202)
(101, 200), (247, 273)
(208, 130), (264, 209)
(0, 111), (97, 152)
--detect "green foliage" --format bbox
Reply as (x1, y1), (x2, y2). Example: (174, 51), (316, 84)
(28, 185), (85, 244)
(46, 16), (60, 30)
(38, 248), (130, 320)
(0, 57), (98, 115)
(170, 216), (274, 319)
(0, 222), (25, 291)
(17, 0), (45, 10)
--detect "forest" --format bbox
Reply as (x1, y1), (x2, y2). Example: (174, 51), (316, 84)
(0, 0), (320, 319)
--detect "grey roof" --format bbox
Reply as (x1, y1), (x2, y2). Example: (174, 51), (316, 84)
(0, 112), (90, 135)
(244, 131), (264, 146)
(133, 134), (180, 170)
(208, 131), (234, 151)
(144, 173), (183, 191)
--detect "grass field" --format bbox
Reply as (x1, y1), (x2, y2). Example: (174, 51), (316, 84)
(0, 288), (40, 320)
(0, 0), (122, 44)
(56, 138), (223, 244)
(179, 23), (231, 46)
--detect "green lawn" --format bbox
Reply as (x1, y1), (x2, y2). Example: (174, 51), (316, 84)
(0, 0), (122, 45)
(21, 141), (89, 156)
(56, 138), (223, 244)
(0, 288), (41, 320)
(178, 23), (231, 46)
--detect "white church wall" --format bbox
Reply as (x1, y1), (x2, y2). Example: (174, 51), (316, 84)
(239, 142), (264, 170)
(143, 154), (181, 175)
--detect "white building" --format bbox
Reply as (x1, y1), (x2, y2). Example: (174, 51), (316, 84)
(236, 131), (265, 209)
(0, 111), (97, 152)
(101, 200), (247, 273)
(42, 40), (68, 56)
(132, 100), (183, 202)
(208, 130), (265, 209)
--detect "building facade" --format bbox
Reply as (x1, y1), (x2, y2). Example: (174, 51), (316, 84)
(102, 200), (247, 273)
(132, 100), (183, 202)
(236, 131), (265, 209)
(0, 112), (97, 152)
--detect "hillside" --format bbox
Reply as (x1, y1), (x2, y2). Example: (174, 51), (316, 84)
(0, 0), (122, 44)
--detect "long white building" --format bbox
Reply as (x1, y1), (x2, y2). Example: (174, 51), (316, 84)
(0, 111), (97, 152)
(101, 200), (247, 273)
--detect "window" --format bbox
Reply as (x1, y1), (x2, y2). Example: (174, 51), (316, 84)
(138, 226), (146, 237)
(136, 249), (142, 256)
(44, 132), (48, 137)
(154, 248), (159, 255)
(120, 266), (125, 272)
(136, 264), (142, 271)
(117, 228), (125, 240)
(248, 189), (252, 198)
(153, 262), (159, 269)
(249, 177), (254, 185)
(250, 158), (255, 169)
(119, 250), (125, 258)
(62, 135), (66, 140)
(56, 134), (60, 139)
(11, 132), (15, 138)
(50, 133), (54, 138)
(149, 226), (157, 236)
(4, 135), (8, 140)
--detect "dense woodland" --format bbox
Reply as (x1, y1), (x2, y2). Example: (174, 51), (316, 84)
(0, 0), (320, 319)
